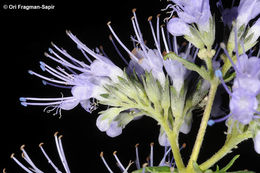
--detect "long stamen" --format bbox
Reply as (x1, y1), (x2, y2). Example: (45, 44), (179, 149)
(66, 30), (107, 63)
(215, 69), (232, 95)
(39, 143), (62, 173)
(42, 80), (73, 89)
(58, 135), (71, 173)
(220, 43), (239, 72)
(150, 142), (154, 167)
(135, 144), (140, 169)
(39, 63), (74, 84)
(109, 35), (128, 65)
(148, 16), (163, 58)
(208, 113), (232, 126)
(132, 8), (144, 43)
(161, 25), (170, 53)
(156, 14), (161, 50)
(100, 152), (114, 173)
(11, 154), (34, 173)
(131, 16), (149, 58)
(20, 96), (74, 102)
(20, 145), (43, 173)
(51, 43), (89, 68)
(159, 147), (172, 166)
(45, 52), (89, 73)
(28, 70), (70, 85)
(113, 151), (126, 172)
(40, 62), (74, 81)
(107, 22), (139, 62)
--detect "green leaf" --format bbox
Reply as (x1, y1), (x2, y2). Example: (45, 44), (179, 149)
(132, 166), (178, 173)
(220, 155), (240, 172)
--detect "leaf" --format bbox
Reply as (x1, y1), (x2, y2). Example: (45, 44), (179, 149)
(132, 166), (178, 173)
(220, 155), (240, 172)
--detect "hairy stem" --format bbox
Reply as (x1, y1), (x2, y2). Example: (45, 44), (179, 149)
(187, 80), (218, 170)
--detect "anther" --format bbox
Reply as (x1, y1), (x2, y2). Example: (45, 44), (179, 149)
(39, 143), (44, 147)
(54, 131), (59, 136)
(113, 151), (117, 155)
(100, 151), (104, 157)
(107, 21), (111, 26)
(150, 142), (154, 146)
(132, 8), (137, 13)
(58, 135), (63, 139)
(157, 14), (161, 18)
(10, 153), (15, 159)
(182, 143), (186, 148)
(135, 143), (139, 148)
(3, 168), (6, 173)
(20, 145), (25, 151)
(148, 16), (153, 21)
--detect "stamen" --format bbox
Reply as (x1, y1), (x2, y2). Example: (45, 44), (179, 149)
(150, 142), (154, 167)
(100, 152), (114, 173)
(215, 69), (232, 96)
(39, 143), (62, 173)
(159, 147), (172, 166)
(11, 154), (34, 173)
(132, 8), (144, 43)
(165, 20), (173, 52)
(54, 132), (71, 173)
(78, 46), (93, 63)
(135, 144), (140, 169)
(142, 163), (148, 173)
(66, 30), (107, 63)
(148, 16), (163, 59)
(39, 62), (75, 83)
(213, 45), (221, 61)
(45, 52), (90, 73)
(51, 42), (89, 68)
(131, 16), (149, 58)
(156, 14), (161, 50)
(28, 70), (71, 85)
(109, 35), (128, 65)
(184, 42), (192, 59)
(20, 145), (43, 173)
(123, 160), (134, 173)
(113, 151), (126, 172)
(99, 45), (109, 58)
(107, 22), (139, 62)
(42, 80), (72, 89)
(220, 43), (239, 73)
(161, 25), (170, 53)
(208, 113), (232, 126)
(58, 135), (71, 173)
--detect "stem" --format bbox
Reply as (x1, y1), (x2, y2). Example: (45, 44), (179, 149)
(187, 80), (218, 170)
(199, 132), (252, 170)
(161, 118), (185, 171)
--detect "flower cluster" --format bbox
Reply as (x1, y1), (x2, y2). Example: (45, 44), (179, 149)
(19, 9), (208, 145)
(208, 0), (260, 154)
(14, 0), (260, 172)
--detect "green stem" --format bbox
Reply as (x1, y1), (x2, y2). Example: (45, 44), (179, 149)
(199, 132), (252, 170)
(161, 118), (185, 171)
(187, 80), (218, 170)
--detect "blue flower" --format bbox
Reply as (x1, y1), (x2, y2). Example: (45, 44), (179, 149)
(237, 0), (260, 28)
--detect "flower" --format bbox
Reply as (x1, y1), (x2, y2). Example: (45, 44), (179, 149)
(236, 0), (260, 28)
(10, 132), (70, 173)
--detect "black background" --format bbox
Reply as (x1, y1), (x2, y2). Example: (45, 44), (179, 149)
(1, 0), (260, 172)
